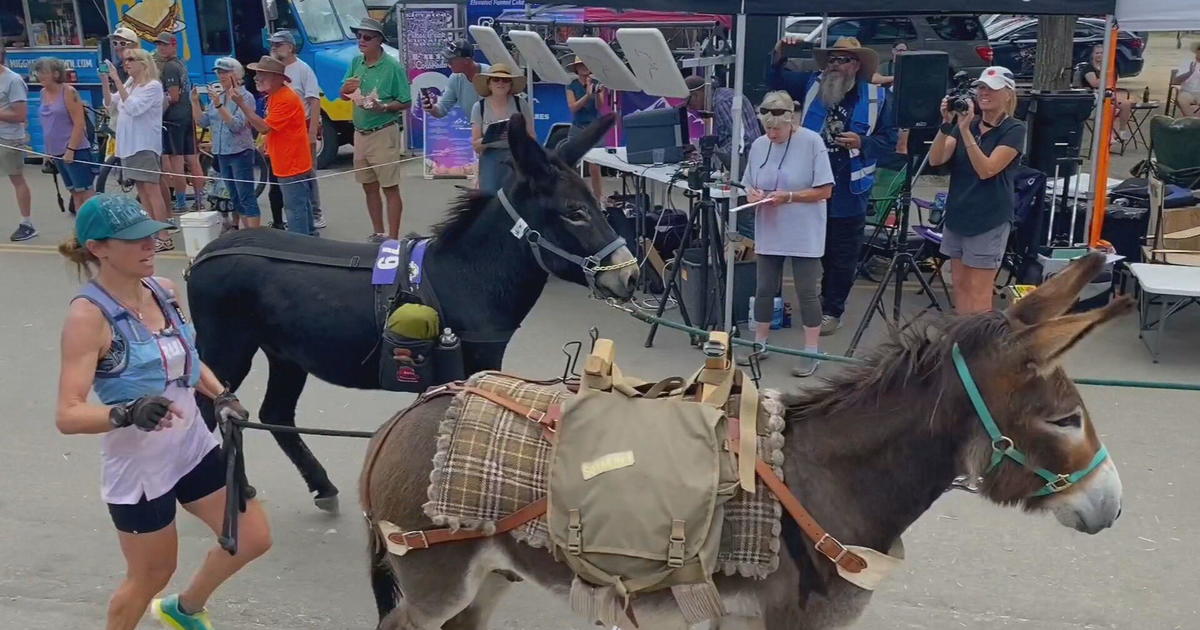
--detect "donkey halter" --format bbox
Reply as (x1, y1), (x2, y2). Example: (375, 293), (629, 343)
(497, 190), (636, 288)
(951, 343), (1110, 498)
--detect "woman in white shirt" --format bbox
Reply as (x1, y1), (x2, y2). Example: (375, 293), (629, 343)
(102, 47), (173, 252)
(1172, 41), (1200, 118)
(744, 91), (835, 377)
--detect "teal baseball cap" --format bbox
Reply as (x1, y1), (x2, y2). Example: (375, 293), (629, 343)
(74, 194), (173, 243)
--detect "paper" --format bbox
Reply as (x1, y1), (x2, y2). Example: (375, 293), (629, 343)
(728, 198), (772, 214)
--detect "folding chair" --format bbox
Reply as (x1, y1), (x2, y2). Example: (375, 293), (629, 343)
(857, 165), (907, 281)
(1166, 70), (1180, 118)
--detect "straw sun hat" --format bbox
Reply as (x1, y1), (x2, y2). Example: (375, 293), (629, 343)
(472, 63), (527, 96)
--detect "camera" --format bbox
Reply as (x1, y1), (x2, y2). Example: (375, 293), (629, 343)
(946, 71), (980, 116)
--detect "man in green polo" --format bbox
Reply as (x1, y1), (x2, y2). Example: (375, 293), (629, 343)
(340, 17), (411, 243)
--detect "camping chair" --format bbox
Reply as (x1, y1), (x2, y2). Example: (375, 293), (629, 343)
(1166, 70), (1181, 118)
(1142, 116), (1200, 268)
(857, 165), (907, 281)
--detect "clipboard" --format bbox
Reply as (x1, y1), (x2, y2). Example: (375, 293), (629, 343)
(481, 120), (508, 146)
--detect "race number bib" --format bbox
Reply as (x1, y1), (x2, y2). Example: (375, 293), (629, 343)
(372, 240), (403, 286)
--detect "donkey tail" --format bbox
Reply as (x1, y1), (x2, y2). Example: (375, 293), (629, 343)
(368, 524), (402, 622)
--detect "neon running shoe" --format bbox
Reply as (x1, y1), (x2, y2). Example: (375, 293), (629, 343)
(150, 594), (214, 630)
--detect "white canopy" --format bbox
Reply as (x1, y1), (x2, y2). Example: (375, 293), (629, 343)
(1116, 0), (1200, 32)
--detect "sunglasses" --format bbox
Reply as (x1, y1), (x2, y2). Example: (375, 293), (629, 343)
(356, 32), (381, 41)
(826, 55), (857, 65)
(122, 57), (140, 64)
(759, 108), (791, 116)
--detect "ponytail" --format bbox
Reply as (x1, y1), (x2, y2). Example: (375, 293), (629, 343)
(58, 236), (99, 279)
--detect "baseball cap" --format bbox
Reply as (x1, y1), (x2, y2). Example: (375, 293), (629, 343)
(110, 26), (138, 43)
(443, 38), (473, 61)
(154, 32), (177, 45)
(685, 75), (708, 92)
(75, 195), (173, 243)
(213, 57), (240, 73)
(974, 66), (1016, 91)
(269, 30), (296, 47)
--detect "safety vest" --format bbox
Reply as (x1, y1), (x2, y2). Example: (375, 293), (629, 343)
(800, 76), (888, 196)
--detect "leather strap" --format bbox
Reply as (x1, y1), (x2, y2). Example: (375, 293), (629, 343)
(460, 386), (559, 441)
(387, 497), (548, 551)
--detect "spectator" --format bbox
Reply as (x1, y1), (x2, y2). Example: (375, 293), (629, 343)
(1079, 44), (1133, 140)
(769, 36), (898, 335)
(0, 43), (34, 241)
(469, 63), (535, 194)
(102, 47), (173, 251)
(232, 56), (315, 236)
(742, 91), (834, 377)
(339, 18), (411, 243)
(1171, 41), (1200, 118)
(683, 74), (762, 175)
(108, 26), (138, 83)
(928, 66), (1026, 315)
(193, 57), (260, 229)
(423, 38), (489, 119)
(35, 57), (95, 214)
(565, 56), (608, 199)
(872, 41), (908, 87)
(154, 32), (205, 213)
(269, 30), (326, 229)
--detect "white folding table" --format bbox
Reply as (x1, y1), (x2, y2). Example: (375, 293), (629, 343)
(1128, 263), (1200, 362)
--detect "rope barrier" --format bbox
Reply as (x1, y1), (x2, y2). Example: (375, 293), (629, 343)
(0, 141), (451, 187)
(621, 303), (1200, 392)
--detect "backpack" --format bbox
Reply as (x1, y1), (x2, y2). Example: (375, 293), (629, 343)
(546, 337), (759, 626)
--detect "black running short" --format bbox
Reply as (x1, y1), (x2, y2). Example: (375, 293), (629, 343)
(162, 121), (197, 156)
(107, 446), (224, 534)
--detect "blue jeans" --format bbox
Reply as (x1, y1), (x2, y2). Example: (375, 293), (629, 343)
(53, 148), (98, 192)
(278, 171), (315, 236)
(217, 150), (260, 218)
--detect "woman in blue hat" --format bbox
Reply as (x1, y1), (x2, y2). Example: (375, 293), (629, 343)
(55, 194), (271, 630)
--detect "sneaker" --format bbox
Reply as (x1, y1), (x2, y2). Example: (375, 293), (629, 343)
(269, 221), (287, 230)
(9, 223), (37, 242)
(313, 208), (327, 229)
(150, 594), (214, 630)
(368, 232), (387, 244)
(791, 356), (820, 378)
(819, 315), (841, 336)
(155, 237), (174, 253)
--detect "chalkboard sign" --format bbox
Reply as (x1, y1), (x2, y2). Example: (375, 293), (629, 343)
(403, 8), (456, 71)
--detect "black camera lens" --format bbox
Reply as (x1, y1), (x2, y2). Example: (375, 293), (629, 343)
(951, 98), (971, 113)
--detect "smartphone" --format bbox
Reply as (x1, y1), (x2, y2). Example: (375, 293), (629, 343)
(98, 61), (110, 75)
(781, 41), (813, 59)
(420, 87), (435, 106)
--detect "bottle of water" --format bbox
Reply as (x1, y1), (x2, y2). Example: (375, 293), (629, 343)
(930, 192), (947, 225)
(438, 327), (460, 351)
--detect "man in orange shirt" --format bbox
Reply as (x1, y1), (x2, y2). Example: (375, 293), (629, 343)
(231, 56), (315, 236)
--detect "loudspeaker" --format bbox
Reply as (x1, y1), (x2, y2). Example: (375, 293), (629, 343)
(893, 51), (949, 130)
(1025, 90), (1095, 178)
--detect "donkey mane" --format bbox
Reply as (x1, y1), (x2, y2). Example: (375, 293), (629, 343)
(785, 312), (1014, 426)
(430, 190), (496, 242)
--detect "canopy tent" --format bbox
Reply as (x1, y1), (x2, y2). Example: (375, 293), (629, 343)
(1116, 0), (1200, 32)
(558, 0), (1114, 15)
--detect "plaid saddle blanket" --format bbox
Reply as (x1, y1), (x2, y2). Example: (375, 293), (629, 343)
(422, 371), (787, 579)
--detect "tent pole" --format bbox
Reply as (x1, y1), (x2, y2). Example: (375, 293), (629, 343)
(1087, 17), (1117, 247)
(820, 13), (829, 47)
(725, 6), (746, 334)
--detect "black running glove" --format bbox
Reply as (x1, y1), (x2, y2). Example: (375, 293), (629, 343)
(109, 396), (174, 432)
(214, 389), (249, 424)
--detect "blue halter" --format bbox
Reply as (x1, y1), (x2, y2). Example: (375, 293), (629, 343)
(951, 343), (1110, 497)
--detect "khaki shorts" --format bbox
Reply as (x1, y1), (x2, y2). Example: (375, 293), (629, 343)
(353, 124), (403, 187)
(0, 144), (25, 176)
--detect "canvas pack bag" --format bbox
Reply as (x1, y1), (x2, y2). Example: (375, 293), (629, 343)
(546, 338), (755, 626)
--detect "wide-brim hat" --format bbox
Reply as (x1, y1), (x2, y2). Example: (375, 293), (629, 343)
(247, 55), (291, 81)
(813, 37), (879, 80)
(351, 17), (388, 39)
(473, 63), (527, 96)
(566, 56), (588, 72)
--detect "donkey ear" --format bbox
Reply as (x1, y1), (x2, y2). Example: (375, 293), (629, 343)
(506, 113), (553, 183)
(1006, 253), (1107, 326)
(555, 113), (617, 168)
(1013, 296), (1133, 367)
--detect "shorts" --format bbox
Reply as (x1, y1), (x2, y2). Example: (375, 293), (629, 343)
(353, 124), (402, 187)
(162, 121), (197, 156)
(122, 150), (162, 183)
(940, 222), (1011, 270)
(0, 144), (25, 176)
(54, 148), (98, 192)
(107, 446), (225, 534)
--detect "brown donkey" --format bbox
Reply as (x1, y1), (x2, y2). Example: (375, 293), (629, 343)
(359, 253), (1127, 630)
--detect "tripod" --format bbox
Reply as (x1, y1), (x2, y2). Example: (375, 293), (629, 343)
(845, 148), (944, 357)
(645, 161), (728, 347)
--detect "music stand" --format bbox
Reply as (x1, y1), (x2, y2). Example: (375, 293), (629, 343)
(614, 28), (690, 99)
(508, 29), (574, 85)
(469, 25), (519, 69)
(565, 37), (642, 92)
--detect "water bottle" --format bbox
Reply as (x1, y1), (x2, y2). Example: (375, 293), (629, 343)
(1142, 86), (1150, 104)
(434, 327), (465, 384)
(748, 297), (785, 330)
(438, 328), (460, 351)
(931, 192), (947, 224)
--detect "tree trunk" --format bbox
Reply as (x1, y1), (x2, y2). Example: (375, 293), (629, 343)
(1032, 15), (1078, 91)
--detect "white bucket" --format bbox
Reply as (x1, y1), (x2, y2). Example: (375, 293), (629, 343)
(178, 211), (223, 259)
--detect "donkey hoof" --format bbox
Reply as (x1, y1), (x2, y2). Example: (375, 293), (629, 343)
(314, 492), (340, 513)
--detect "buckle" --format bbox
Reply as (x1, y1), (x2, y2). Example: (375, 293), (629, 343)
(814, 533), (848, 564)
(567, 509), (582, 555)
(526, 407), (547, 424)
(400, 530), (430, 550)
(991, 436), (1014, 453)
(581, 256), (600, 276)
(667, 519), (686, 568)
(1045, 474), (1073, 493)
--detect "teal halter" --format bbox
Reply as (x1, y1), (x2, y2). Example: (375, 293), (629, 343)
(951, 343), (1110, 498)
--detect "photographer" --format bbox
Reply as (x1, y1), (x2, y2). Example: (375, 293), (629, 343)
(928, 66), (1025, 315)
(742, 91), (834, 377)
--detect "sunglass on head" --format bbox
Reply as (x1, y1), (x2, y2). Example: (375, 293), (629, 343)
(759, 108), (791, 116)
(826, 55), (857, 65)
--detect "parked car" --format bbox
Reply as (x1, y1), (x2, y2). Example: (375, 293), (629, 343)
(783, 17), (823, 38)
(796, 15), (993, 78)
(987, 17), (1145, 80)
